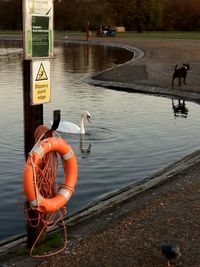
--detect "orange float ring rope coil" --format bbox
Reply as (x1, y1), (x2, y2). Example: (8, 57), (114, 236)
(23, 136), (78, 213)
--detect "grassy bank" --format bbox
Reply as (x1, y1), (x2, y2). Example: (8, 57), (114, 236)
(57, 31), (200, 40)
(1, 30), (200, 40)
(117, 31), (200, 40)
(0, 30), (22, 35)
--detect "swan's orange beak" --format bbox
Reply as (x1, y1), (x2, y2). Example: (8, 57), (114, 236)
(87, 115), (91, 123)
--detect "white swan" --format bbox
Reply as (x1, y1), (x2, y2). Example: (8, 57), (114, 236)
(53, 111), (91, 134)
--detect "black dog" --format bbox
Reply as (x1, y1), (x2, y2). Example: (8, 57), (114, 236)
(171, 63), (190, 87)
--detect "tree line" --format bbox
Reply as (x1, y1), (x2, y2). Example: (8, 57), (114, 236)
(1, 0), (200, 32)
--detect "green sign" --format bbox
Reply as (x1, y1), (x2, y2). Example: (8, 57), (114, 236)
(23, 0), (53, 59)
(32, 16), (49, 57)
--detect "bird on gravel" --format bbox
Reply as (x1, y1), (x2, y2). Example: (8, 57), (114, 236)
(161, 244), (181, 267)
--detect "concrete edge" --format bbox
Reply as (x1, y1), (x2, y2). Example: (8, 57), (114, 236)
(84, 78), (200, 103)
(66, 39), (144, 72)
(66, 149), (200, 226)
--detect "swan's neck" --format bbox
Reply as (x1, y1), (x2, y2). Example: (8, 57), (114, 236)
(80, 116), (85, 134)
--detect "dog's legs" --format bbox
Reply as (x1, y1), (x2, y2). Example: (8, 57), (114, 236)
(171, 75), (175, 87)
(178, 77), (181, 87)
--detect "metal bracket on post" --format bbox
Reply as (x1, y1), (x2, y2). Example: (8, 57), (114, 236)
(51, 110), (61, 131)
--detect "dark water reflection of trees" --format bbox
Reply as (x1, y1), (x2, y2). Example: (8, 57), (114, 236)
(0, 41), (133, 75)
(61, 43), (133, 73)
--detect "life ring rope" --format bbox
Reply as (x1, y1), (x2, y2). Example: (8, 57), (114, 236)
(23, 135), (78, 213)
(29, 155), (41, 208)
(22, 125), (77, 258)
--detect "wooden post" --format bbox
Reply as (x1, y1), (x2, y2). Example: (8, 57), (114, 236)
(23, 60), (43, 158)
(23, 59), (44, 249)
(22, 0), (54, 250)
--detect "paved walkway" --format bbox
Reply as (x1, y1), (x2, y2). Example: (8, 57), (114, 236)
(2, 36), (200, 267)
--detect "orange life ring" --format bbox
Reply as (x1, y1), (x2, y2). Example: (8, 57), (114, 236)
(23, 137), (78, 213)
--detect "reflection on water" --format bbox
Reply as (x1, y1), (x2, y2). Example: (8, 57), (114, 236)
(79, 135), (92, 158)
(1, 41), (200, 242)
(55, 42), (133, 73)
(172, 99), (188, 118)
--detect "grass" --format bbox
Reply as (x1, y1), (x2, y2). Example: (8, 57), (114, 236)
(116, 31), (200, 40)
(56, 30), (200, 40)
(56, 30), (85, 37)
(30, 231), (65, 256)
(0, 30), (22, 35)
(1, 231), (65, 260)
(1, 30), (200, 40)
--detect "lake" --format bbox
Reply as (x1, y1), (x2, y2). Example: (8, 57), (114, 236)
(0, 40), (200, 242)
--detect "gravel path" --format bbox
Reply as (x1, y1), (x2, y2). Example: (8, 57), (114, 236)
(37, 153), (200, 267)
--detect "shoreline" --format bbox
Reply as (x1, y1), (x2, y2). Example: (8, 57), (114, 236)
(2, 147), (200, 253)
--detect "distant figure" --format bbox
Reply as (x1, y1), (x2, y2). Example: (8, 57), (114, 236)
(87, 29), (92, 41)
(96, 25), (116, 37)
(161, 244), (181, 267)
(171, 63), (190, 87)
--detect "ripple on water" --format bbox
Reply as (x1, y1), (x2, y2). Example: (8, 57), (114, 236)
(59, 126), (117, 143)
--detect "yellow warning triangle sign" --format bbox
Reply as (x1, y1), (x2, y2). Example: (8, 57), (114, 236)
(36, 63), (48, 81)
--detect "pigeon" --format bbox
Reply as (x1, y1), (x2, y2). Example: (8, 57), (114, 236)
(161, 244), (181, 267)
